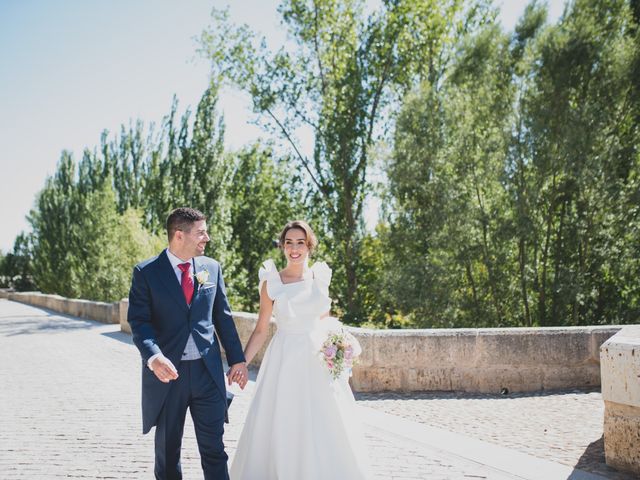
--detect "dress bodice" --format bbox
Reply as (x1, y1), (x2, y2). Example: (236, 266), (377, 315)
(258, 259), (332, 334)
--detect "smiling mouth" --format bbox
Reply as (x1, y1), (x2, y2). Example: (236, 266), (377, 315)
(290, 253), (302, 259)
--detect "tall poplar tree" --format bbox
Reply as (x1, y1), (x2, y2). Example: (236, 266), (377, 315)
(199, 0), (478, 321)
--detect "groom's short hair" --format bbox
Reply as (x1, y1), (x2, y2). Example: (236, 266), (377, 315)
(166, 207), (207, 242)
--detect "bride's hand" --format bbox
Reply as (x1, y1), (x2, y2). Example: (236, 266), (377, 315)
(227, 362), (249, 389)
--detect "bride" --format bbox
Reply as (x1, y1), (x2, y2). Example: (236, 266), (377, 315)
(229, 220), (372, 479)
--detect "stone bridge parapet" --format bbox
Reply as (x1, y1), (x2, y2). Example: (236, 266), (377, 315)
(0, 289), (623, 395)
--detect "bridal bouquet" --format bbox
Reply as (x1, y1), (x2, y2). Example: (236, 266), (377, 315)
(320, 327), (362, 380)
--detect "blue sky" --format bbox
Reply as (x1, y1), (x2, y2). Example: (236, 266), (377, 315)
(0, 0), (565, 252)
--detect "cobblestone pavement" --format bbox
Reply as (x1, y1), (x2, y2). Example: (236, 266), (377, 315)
(0, 299), (626, 479)
(357, 388), (632, 479)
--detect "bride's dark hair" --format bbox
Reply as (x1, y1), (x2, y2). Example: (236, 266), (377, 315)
(277, 220), (318, 255)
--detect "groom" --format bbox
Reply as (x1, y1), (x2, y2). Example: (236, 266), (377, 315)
(128, 207), (248, 479)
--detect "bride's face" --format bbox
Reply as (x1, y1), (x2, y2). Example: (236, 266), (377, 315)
(283, 228), (309, 265)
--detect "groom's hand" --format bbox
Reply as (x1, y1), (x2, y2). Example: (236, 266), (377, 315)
(227, 362), (248, 389)
(150, 355), (179, 383)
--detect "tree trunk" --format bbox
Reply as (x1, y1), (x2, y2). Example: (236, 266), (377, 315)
(539, 171), (557, 327)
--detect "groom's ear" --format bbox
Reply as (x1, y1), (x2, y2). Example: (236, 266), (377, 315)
(173, 229), (185, 242)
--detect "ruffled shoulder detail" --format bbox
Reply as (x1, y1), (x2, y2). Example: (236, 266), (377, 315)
(258, 259), (281, 300)
(311, 261), (332, 293)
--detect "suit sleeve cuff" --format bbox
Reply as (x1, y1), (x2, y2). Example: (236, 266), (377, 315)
(226, 351), (247, 367)
(147, 352), (164, 371)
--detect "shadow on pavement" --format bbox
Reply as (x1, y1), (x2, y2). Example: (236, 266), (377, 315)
(0, 310), (99, 337)
(354, 388), (601, 402)
(571, 435), (636, 480)
(101, 330), (134, 345)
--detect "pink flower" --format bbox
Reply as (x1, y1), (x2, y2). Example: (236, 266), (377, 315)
(319, 328), (362, 379)
(323, 345), (338, 359)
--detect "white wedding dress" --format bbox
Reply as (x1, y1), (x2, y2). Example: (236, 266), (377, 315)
(230, 260), (372, 480)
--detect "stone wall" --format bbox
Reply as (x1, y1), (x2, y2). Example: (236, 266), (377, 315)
(600, 325), (640, 476)
(4, 291), (119, 325)
(231, 314), (619, 394)
(2, 290), (625, 394)
(123, 306), (619, 393)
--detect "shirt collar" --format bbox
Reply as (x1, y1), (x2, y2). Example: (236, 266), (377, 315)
(166, 248), (192, 271)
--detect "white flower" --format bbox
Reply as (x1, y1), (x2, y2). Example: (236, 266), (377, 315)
(195, 269), (210, 285)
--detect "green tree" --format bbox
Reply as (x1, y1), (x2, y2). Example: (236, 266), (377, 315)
(184, 84), (236, 271)
(227, 144), (305, 309)
(385, 0), (640, 327)
(0, 233), (35, 291)
(72, 185), (164, 302)
(30, 152), (163, 302)
(385, 16), (517, 327)
(520, 0), (640, 325)
(198, 0), (477, 322)
(30, 151), (83, 298)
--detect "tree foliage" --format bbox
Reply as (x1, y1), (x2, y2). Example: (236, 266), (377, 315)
(227, 144), (305, 310)
(198, 0), (483, 322)
(0, 233), (35, 291)
(29, 158), (164, 302)
(385, 0), (640, 327)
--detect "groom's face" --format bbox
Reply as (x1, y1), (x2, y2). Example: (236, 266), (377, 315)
(182, 220), (210, 257)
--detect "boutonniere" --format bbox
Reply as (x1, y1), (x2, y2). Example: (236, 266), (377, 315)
(195, 269), (210, 286)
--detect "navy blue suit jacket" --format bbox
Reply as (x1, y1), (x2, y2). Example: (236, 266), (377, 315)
(127, 250), (245, 434)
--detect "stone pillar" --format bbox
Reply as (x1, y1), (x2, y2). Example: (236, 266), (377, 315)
(119, 299), (131, 334)
(600, 325), (640, 475)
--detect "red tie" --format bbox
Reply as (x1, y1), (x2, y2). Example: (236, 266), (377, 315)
(178, 262), (194, 305)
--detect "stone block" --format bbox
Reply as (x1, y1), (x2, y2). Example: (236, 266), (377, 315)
(600, 326), (640, 475)
(350, 367), (372, 392)
(449, 368), (482, 392)
(38, 294), (51, 309)
(110, 303), (120, 324)
(53, 296), (67, 312)
(591, 327), (622, 362)
(475, 328), (593, 367)
(351, 367), (402, 392)
(603, 401), (640, 476)
(94, 302), (114, 323)
(400, 368), (418, 390)
(372, 332), (419, 367)
(601, 326), (640, 408)
(541, 365), (599, 391)
(454, 366), (529, 394)
(419, 330), (479, 367)
(416, 367), (454, 391)
(65, 299), (81, 317)
(119, 299), (131, 333)
(349, 329), (375, 367)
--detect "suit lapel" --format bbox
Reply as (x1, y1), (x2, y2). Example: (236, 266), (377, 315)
(192, 257), (208, 303)
(157, 250), (189, 313)
(192, 258), (200, 298)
